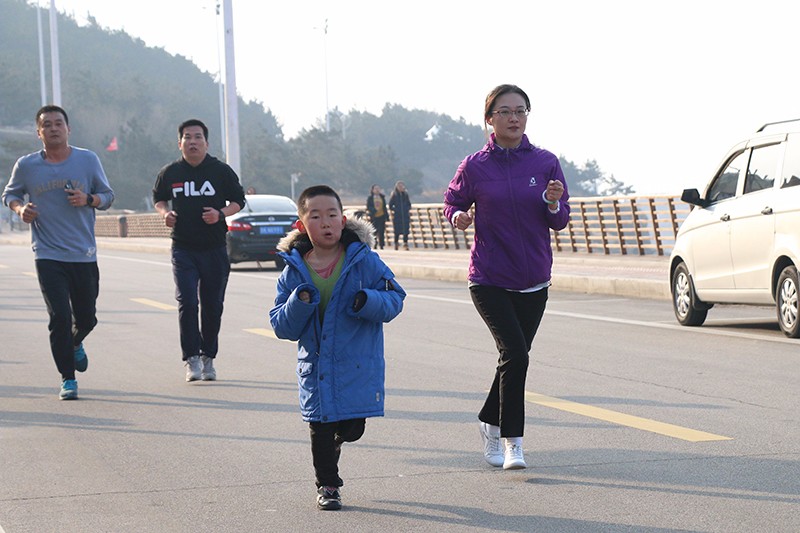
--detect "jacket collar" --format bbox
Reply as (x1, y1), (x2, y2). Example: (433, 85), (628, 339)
(277, 216), (376, 255)
(486, 132), (534, 154)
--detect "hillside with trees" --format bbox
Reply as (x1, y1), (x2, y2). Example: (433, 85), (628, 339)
(0, 0), (633, 210)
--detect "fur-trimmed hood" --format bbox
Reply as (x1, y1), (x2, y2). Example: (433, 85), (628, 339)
(277, 216), (375, 254)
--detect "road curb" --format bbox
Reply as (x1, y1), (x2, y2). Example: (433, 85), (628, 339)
(1, 234), (671, 300)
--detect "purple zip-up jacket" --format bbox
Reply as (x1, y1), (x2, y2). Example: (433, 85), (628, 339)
(443, 133), (570, 290)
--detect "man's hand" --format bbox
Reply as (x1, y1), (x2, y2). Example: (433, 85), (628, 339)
(202, 207), (222, 225)
(163, 210), (177, 228)
(66, 188), (88, 208)
(16, 202), (38, 223)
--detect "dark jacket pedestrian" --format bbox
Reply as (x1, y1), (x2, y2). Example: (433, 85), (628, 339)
(153, 118), (245, 383)
(388, 180), (412, 250)
(365, 184), (388, 249)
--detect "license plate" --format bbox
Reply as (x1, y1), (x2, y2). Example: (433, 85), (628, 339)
(259, 226), (285, 235)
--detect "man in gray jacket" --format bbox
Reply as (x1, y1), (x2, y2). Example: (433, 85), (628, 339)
(2, 105), (115, 400)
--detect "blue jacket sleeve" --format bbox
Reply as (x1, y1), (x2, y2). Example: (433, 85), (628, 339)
(269, 274), (319, 341)
(347, 258), (406, 323)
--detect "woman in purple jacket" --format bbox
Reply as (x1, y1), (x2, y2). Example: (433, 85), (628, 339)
(443, 84), (569, 470)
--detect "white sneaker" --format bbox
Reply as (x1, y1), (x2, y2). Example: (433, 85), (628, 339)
(201, 355), (217, 381)
(479, 422), (504, 467)
(185, 355), (202, 382)
(503, 441), (527, 470)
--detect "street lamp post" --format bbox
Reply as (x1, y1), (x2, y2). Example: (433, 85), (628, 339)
(48, 0), (61, 105)
(291, 173), (301, 201)
(36, 2), (47, 105)
(323, 19), (329, 132)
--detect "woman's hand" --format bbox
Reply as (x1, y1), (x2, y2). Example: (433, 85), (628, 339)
(455, 211), (473, 230)
(545, 180), (564, 203)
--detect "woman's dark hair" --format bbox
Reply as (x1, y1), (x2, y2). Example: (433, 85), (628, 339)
(484, 84), (531, 122)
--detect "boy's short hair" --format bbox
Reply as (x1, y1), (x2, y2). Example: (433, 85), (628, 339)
(297, 185), (343, 216)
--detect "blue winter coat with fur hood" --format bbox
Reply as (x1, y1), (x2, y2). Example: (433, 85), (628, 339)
(269, 217), (406, 423)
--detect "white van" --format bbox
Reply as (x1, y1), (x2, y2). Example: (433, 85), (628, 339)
(670, 119), (800, 337)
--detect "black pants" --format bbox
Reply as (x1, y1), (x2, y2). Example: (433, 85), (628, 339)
(309, 418), (366, 488)
(172, 246), (230, 360)
(35, 260), (99, 381)
(470, 285), (548, 438)
(372, 218), (386, 248)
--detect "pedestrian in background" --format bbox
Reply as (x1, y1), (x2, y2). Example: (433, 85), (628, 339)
(365, 184), (388, 249)
(2, 105), (115, 400)
(443, 84), (569, 470)
(153, 119), (245, 383)
(388, 180), (411, 250)
(270, 185), (405, 511)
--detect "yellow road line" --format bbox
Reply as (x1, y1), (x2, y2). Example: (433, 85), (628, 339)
(0, 264), (8, 269)
(130, 297), (177, 311)
(23, 271), (36, 277)
(244, 328), (294, 343)
(525, 391), (732, 442)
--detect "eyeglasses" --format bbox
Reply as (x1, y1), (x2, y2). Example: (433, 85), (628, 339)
(492, 109), (529, 119)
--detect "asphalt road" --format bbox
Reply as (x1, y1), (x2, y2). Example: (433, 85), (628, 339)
(1, 244), (799, 532)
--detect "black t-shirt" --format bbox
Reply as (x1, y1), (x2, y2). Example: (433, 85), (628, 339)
(152, 155), (246, 250)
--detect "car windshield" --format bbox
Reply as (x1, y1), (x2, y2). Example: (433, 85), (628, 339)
(244, 195), (297, 213)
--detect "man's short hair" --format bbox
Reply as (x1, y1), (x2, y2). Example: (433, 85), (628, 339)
(297, 185), (343, 216)
(178, 119), (209, 140)
(35, 105), (69, 126)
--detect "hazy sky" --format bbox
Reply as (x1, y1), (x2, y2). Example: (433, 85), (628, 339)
(41, 0), (800, 194)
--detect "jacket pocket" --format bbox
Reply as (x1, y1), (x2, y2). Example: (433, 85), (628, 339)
(337, 356), (384, 414)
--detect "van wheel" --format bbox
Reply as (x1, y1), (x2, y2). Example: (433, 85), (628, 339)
(672, 262), (707, 326)
(776, 266), (800, 338)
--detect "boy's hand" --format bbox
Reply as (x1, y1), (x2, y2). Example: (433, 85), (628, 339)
(352, 290), (366, 311)
(298, 290), (311, 303)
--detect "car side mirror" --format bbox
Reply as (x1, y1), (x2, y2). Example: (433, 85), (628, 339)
(680, 188), (706, 207)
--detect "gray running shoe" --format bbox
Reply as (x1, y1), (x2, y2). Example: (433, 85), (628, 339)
(185, 356), (202, 382)
(201, 355), (216, 381)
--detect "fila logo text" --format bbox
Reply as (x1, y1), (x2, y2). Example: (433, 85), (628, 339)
(172, 181), (216, 197)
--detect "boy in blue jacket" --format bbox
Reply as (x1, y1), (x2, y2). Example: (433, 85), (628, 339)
(269, 185), (405, 510)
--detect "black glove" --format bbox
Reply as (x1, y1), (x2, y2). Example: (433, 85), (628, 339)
(352, 290), (367, 312)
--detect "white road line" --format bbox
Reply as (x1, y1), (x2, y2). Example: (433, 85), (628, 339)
(407, 293), (797, 344)
(99, 254), (280, 281)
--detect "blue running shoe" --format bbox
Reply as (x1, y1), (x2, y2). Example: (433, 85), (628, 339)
(74, 343), (88, 372)
(60, 379), (78, 400)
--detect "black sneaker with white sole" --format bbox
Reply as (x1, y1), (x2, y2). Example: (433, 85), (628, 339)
(316, 486), (342, 510)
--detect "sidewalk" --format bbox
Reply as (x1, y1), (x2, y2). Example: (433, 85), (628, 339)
(0, 231), (671, 300)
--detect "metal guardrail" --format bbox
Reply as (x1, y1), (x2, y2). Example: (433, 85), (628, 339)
(95, 194), (690, 256)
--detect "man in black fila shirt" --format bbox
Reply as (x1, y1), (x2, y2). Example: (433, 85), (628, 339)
(153, 119), (246, 383)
